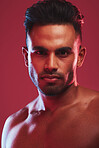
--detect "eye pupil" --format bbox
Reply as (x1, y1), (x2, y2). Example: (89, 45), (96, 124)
(56, 50), (68, 58)
(36, 50), (47, 55)
(61, 51), (66, 54)
(39, 51), (43, 54)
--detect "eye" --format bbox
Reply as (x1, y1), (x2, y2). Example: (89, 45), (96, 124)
(55, 49), (70, 58)
(35, 50), (48, 56)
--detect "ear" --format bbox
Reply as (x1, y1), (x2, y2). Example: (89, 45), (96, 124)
(77, 46), (86, 68)
(22, 46), (28, 67)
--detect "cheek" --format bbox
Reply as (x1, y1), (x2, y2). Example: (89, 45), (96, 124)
(59, 55), (75, 73)
(30, 55), (45, 74)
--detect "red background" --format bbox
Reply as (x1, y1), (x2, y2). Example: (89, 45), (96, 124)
(0, 0), (99, 146)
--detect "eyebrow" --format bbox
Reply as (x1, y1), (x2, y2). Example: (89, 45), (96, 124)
(55, 47), (72, 52)
(33, 46), (48, 51)
(32, 46), (72, 51)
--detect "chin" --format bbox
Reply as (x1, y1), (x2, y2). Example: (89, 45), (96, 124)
(38, 84), (72, 96)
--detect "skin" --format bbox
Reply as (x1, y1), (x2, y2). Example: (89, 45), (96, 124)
(2, 24), (99, 148)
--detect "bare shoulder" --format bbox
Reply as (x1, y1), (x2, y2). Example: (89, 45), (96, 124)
(78, 86), (99, 114)
(1, 98), (39, 148)
(87, 89), (99, 115)
(78, 86), (99, 102)
(1, 106), (29, 148)
(78, 85), (99, 97)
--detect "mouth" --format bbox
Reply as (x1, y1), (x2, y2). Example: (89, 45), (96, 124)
(40, 74), (61, 83)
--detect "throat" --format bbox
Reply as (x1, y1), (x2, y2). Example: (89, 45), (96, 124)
(39, 84), (79, 112)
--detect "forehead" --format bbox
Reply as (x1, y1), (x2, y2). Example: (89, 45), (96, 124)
(28, 24), (80, 49)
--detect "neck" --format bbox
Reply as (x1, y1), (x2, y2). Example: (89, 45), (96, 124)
(38, 83), (79, 112)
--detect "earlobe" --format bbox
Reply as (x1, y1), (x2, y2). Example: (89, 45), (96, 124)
(22, 46), (28, 67)
(77, 46), (86, 68)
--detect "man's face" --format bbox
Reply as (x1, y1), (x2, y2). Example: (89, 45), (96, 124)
(26, 24), (81, 96)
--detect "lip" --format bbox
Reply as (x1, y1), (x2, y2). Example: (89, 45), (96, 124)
(41, 74), (60, 79)
(40, 74), (61, 82)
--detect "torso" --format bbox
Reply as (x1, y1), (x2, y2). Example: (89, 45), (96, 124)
(5, 87), (99, 148)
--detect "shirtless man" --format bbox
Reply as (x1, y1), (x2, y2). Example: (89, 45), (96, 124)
(2, 0), (99, 148)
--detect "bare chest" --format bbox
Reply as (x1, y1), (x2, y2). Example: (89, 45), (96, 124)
(7, 109), (99, 148)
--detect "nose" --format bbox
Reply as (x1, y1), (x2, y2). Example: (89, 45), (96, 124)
(44, 52), (58, 73)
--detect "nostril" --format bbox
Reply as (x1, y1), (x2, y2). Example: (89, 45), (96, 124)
(44, 67), (57, 73)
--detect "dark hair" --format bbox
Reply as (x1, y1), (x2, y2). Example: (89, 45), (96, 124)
(24, 0), (84, 41)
